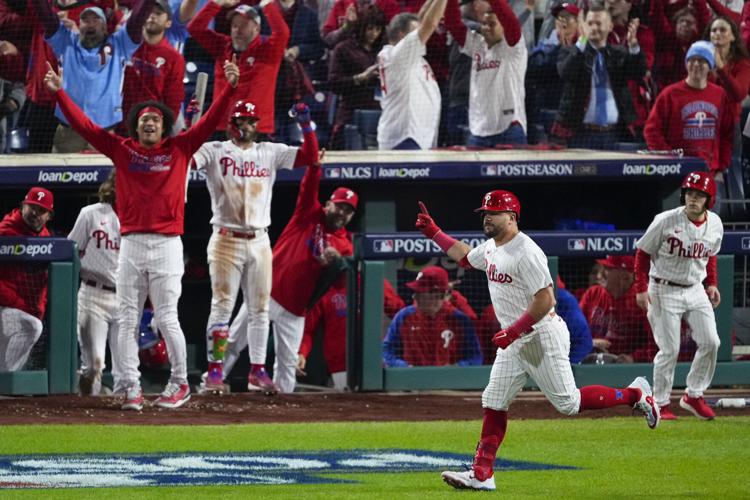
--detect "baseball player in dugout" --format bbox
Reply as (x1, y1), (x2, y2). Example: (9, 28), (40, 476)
(635, 171), (723, 421)
(221, 170), (358, 394)
(192, 100), (319, 395)
(44, 54), (240, 411)
(416, 191), (660, 492)
(0, 188), (54, 372)
(67, 173), (121, 395)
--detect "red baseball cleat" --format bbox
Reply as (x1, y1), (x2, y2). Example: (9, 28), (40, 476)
(679, 394), (715, 420)
(659, 405), (677, 420)
(122, 385), (144, 411)
(248, 368), (279, 395)
(154, 383), (191, 409)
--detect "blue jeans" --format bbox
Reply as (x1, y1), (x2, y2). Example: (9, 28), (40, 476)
(467, 123), (527, 147)
(393, 138), (422, 150)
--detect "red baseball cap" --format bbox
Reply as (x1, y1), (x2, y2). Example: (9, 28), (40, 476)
(23, 187), (54, 213)
(329, 187), (358, 209)
(551, 1), (580, 17)
(596, 255), (635, 273)
(406, 266), (450, 293)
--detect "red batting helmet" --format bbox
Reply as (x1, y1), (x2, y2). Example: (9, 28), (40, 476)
(475, 190), (521, 218)
(139, 338), (168, 368)
(680, 171), (716, 209)
(228, 100), (259, 140)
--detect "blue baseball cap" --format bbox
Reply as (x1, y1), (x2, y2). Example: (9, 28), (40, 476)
(685, 40), (716, 69)
(80, 6), (107, 23)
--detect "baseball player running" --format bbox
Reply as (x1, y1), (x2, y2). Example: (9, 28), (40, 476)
(193, 101), (319, 394)
(635, 171), (723, 420)
(67, 174), (121, 395)
(44, 56), (239, 410)
(219, 176), (357, 393)
(0, 187), (54, 372)
(416, 191), (660, 491)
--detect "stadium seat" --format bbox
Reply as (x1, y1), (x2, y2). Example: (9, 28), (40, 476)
(9, 127), (29, 153)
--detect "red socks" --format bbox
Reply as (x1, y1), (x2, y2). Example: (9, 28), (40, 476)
(251, 364), (265, 373)
(473, 408), (507, 481)
(579, 385), (640, 411)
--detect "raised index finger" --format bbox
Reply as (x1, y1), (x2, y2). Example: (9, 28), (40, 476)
(418, 201), (429, 214)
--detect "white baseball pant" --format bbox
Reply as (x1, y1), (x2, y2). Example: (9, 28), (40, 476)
(223, 298), (305, 393)
(77, 282), (119, 394)
(482, 314), (581, 416)
(648, 282), (720, 407)
(206, 229), (272, 364)
(113, 234), (187, 391)
(0, 306), (43, 372)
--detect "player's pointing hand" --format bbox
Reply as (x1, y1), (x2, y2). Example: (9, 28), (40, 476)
(415, 201), (441, 239)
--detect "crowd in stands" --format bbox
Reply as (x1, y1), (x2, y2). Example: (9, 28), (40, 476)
(1, 0), (749, 173)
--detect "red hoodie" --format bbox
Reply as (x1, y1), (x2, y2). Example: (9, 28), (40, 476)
(0, 209), (51, 318)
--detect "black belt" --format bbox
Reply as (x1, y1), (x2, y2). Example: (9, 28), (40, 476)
(652, 278), (690, 288)
(83, 279), (116, 292)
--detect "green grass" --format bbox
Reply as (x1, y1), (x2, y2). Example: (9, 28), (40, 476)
(1, 417), (748, 499)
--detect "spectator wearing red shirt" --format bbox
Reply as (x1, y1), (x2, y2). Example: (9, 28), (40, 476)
(121, 0), (185, 135)
(579, 255), (654, 363)
(705, 16), (750, 125)
(0, 187), (53, 372)
(645, 41), (734, 175)
(383, 266), (482, 367)
(188, 0), (290, 135)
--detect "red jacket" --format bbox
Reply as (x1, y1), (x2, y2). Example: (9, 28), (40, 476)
(54, 83), (235, 235)
(0, 209), (50, 319)
(270, 162), (353, 316)
(188, 1), (289, 133)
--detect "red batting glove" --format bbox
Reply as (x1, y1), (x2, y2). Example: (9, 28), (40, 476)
(415, 201), (441, 238)
(492, 328), (521, 349)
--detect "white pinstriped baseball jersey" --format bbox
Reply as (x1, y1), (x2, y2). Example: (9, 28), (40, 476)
(636, 206), (723, 286)
(377, 30), (441, 150)
(192, 140), (298, 230)
(67, 202), (120, 288)
(462, 31), (528, 136)
(467, 232), (554, 329)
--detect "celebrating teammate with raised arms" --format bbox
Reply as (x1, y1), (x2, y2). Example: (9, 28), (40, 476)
(194, 101), (319, 394)
(415, 193), (660, 492)
(44, 56), (240, 411)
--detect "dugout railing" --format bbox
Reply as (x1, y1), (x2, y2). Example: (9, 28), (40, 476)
(0, 238), (79, 395)
(346, 231), (750, 392)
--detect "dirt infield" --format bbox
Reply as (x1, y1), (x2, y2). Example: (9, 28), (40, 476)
(0, 391), (747, 425)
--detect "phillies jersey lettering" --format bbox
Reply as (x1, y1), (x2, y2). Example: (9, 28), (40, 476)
(67, 202), (121, 287)
(637, 206), (723, 286)
(219, 157), (272, 178)
(193, 140), (298, 231)
(473, 54), (501, 72)
(467, 232), (553, 330)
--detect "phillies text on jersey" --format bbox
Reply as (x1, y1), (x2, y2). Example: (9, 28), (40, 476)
(68, 202), (121, 288)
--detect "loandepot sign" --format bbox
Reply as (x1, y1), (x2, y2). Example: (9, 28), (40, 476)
(0, 450), (576, 489)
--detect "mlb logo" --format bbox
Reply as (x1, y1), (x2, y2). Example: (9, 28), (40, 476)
(568, 239), (586, 251)
(481, 165), (497, 176)
(373, 240), (394, 253)
(742, 237), (750, 251)
(326, 168), (341, 179)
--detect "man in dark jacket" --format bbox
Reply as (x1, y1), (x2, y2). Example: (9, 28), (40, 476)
(552, 4), (646, 149)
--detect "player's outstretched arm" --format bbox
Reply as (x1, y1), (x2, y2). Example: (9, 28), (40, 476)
(290, 102), (320, 168)
(415, 201), (471, 262)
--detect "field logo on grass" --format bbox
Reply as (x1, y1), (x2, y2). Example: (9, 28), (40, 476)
(0, 450), (577, 489)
